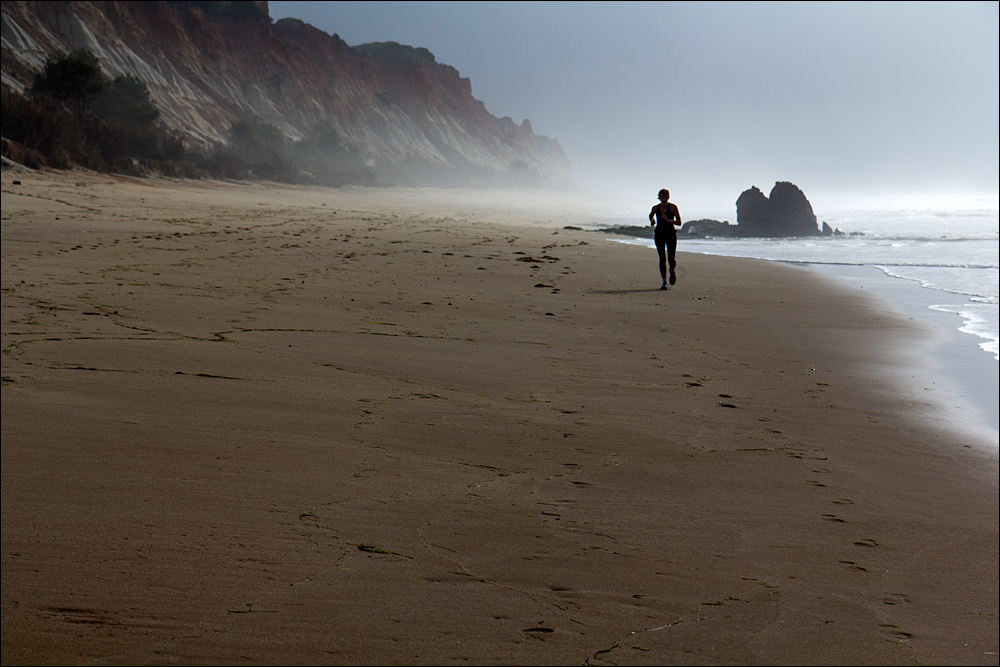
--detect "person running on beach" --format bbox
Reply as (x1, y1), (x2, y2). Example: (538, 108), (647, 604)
(649, 188), (682, 289)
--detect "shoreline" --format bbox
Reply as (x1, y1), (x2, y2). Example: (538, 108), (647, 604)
(607, 234), (999, 449)
(802, 262), (999, 448)
(2, 173), (997, 665)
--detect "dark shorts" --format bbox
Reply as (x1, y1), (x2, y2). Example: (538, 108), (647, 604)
(655, 228), (677, 274)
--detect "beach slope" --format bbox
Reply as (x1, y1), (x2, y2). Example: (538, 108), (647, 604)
(2, 171), (997, 665)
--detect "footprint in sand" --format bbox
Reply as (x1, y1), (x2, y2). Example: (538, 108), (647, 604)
(853, 538), (878, 548)
(878, 624), (913, 640)
(881, 593), (912, 605)
(806, 480), (827, 487)
(838, 560), (867, 572)
(821, 513), (846, 522)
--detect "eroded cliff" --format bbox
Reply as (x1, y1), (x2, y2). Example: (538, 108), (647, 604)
(1, 0), (572, 186)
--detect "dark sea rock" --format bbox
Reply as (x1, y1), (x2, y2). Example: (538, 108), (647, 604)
(593, 182), (848, 240)
(680, 219), (737, 237)
(596, 225), (654, 239)
(736, 182), (821, 237)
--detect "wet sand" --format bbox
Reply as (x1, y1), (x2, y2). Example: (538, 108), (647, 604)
(803, 262), (999, 446)
(2, 170), (997, 665)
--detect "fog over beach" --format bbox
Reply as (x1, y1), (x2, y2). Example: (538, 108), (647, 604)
(268, 0), (999, 214)
(269, 1), (1000, 439)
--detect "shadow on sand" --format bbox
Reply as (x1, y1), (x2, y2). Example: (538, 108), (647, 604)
(587, 287), (672, 295)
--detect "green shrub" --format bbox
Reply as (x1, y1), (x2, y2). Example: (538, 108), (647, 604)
(1, 87), (77, 160)
(92, 74), (160, 127)
(3, 48), (373, 186)
(30, 49), (104, 120)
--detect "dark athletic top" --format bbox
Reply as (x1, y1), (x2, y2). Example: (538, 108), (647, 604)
(652, 203), (678, 234)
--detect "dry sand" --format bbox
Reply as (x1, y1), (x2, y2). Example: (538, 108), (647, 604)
(2, 169), (997, 666)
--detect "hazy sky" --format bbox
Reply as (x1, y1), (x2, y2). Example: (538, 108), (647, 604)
(267, 1), (999, 217)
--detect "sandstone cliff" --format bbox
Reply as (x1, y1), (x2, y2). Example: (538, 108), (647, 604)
(0, 0), (572, 187)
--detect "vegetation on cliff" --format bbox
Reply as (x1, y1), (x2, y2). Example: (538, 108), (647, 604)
(2, 50), (187, 175)
(1, 1), (571, 188)
(1, 49), (375, 184)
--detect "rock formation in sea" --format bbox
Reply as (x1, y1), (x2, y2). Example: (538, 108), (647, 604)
(735, 182), (820, 237)
(679, 219), (738, 237)
(675, 182), (843, 238)
(0, 1), (572, 187)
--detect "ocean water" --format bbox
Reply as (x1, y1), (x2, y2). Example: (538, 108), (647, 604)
(602, 203), (1000, 362)
(596, 201), (999, 442)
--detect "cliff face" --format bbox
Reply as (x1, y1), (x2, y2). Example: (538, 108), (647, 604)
(0, 1), (572, 186)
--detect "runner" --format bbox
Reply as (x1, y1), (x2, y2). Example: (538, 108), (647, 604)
(649, 188), (682, 289)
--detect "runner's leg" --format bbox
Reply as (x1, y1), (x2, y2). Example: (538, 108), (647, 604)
(667, 233), (677, 283)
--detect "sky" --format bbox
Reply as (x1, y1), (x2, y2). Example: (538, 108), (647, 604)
(267, 1), (999, 219)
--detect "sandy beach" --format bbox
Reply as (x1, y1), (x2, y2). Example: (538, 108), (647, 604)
(803, 263), (1000, 446)
(2, 169), (997, 665)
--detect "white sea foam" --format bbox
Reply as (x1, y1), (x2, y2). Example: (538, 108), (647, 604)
(595, 202), (1000, 444)
(598, 204), (1000, 365)
(930, 302), (1000, 361)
